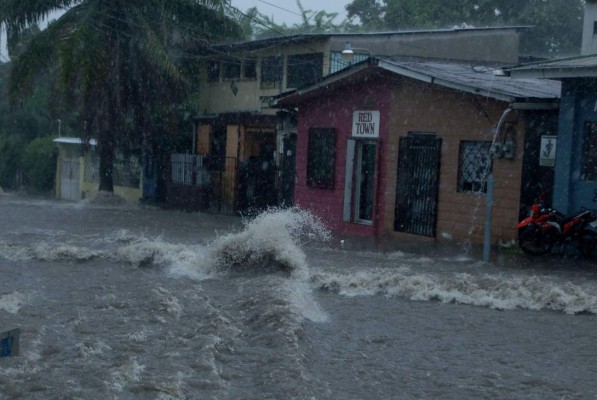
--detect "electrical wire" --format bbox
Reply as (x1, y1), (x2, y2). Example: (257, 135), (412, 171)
(254, 0), (303, 18)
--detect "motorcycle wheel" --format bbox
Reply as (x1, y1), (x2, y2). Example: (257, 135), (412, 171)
(518, 225), (553, 255)
(577, 230), (597, 259)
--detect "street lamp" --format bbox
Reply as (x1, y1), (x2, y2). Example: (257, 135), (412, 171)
(341, 41), (373, 62)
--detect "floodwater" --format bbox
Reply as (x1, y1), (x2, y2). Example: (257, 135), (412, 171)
(1, 193), (596, 399)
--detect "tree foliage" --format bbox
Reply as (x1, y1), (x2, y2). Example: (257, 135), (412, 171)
(0, 59), (60, 191)
(345, 0), (585, 57)
(1, 0), (242, 192)
(22, 135), (57, 192)
(233, 0), (354, 39)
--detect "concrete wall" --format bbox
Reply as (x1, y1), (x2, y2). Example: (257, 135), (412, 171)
(55, 141), (142, 203)
(330, 29), (520, 64)
(198, 41), (330, 115)
(582, 0), (597, 55)
(198, 29), (522, 116)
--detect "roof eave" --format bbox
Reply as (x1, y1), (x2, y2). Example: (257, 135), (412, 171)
(378, 60), (514, 102)
(508, 68), (597, 79)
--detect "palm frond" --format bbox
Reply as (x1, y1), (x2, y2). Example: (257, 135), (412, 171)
(1, 0), (78, 52)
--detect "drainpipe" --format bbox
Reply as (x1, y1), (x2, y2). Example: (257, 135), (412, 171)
(482, 173), (495, 263)
(483, 107), (513, 263)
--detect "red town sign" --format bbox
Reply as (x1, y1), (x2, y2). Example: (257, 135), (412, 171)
(352, 110), (380, 138)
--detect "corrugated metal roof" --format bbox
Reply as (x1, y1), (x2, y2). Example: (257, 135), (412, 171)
(275, 58), (560, 106)
(380, 59), (561, 101)
(505, 54), (597, 79)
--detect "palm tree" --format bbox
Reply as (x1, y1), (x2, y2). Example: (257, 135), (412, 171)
(1, 0), (242, 192)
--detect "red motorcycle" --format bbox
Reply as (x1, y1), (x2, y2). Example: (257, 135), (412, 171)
(517, 194), (597, 257)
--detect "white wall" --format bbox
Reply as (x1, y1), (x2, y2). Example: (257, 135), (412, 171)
(582, 1), (597, 55)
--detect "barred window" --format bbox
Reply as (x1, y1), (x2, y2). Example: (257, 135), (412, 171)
(287, 53), (323, 88)
(307, 128), (336, 189)
(207, 60), (220, 82)
(457, 140), (492, 193)
(329, 51), (369, 74)
(222, 60), (241, 80)
(582, 122), (597, 181)
(261, 56), (283, 89)
(243, 59), (257, 79)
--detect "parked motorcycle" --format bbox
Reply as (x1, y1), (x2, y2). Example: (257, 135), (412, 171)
(517, 193), (597, 257)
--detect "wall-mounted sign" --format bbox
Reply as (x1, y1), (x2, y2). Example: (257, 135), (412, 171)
(352, 110), (380, 138)
(540, 135), (557, 167)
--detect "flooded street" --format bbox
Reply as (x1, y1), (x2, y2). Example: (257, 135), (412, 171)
(1, 193), (596, 399)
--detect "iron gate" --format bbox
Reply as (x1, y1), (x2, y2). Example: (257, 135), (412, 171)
(394, 134), (442, 237)
(209, 157), (238, 215)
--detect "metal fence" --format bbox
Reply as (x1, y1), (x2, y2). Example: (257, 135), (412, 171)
(208, 157), (237, 215)
(171, 154), (210, 186)
(84, 154), (141, 189)
(169, 154), (237, 215)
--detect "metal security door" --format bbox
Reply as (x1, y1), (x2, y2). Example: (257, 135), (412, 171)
(394, 134), (442, 237)
(60, 159), (80, 201)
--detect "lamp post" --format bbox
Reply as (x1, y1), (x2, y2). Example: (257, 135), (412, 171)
(341, 41), (373, 62)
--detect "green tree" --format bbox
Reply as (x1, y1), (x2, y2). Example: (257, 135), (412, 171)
(22, 136), (57, 192)
(0, 55), (59, 190)
(346, 0), (584, 57)
(234, 0), (353, 39)
(346, 0), (385, 30)
(1, 0), (242, 192)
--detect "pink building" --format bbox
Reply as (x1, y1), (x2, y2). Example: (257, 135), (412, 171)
(276, 59), (560, 246)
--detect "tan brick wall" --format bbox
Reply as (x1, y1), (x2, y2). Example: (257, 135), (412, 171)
(382, 78), (524, 246)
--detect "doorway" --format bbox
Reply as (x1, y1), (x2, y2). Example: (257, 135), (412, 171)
(343, 139), (377, 225)
(394, 134), (442, 237)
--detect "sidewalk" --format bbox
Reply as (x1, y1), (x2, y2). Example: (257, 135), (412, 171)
(331, 231), (597, 271)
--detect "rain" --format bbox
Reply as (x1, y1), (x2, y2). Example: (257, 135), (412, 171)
(1, 1), (597, 399)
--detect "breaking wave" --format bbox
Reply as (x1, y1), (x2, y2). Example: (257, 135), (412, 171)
(210, 207), (330, 280)
(311, 269), (597, 315)
(0, 231), (215, 280)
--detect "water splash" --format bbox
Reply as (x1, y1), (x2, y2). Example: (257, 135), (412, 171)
(210, 207), (330, 279)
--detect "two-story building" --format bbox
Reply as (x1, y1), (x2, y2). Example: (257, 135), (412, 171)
(170, 27), (528, 215)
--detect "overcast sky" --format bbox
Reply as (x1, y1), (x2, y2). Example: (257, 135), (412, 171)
(1, 1), (351, 61)
(230, 0), (350, 24)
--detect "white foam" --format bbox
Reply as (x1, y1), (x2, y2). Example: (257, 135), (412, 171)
(127, 328), (151, 343)
(311, 270), (597, 314)
(35, 242), (108, 261)
(151, 287), (183, 319)
(108, 357), (146, 391)
(0, 291), (27, 314)
(76, 339), (113, 359)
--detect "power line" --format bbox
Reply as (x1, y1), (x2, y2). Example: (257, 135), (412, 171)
(255, 0), (303, 18)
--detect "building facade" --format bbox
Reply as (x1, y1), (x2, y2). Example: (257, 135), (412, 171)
(177, 28), (527, 214)
(276, 59), (560, 246)
(507, 1), (597, 215)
